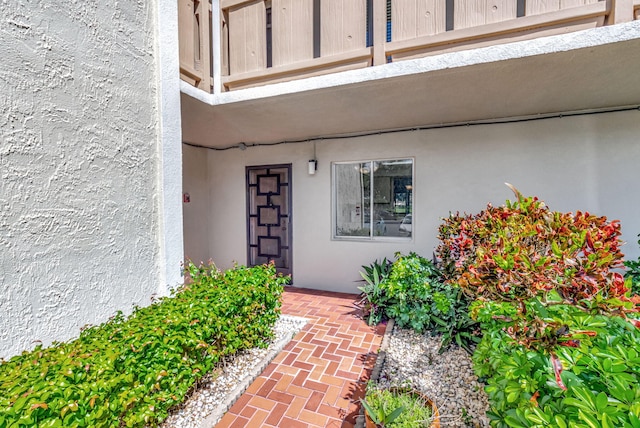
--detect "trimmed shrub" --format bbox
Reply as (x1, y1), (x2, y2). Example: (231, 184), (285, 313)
(437, 186), (638, 350)
(359, 252), (479, 352)
(436, 186), (640, 427)
(624, 233), (640, 296)
(473, 311), (640, 427)
(0, 262), (287, 428)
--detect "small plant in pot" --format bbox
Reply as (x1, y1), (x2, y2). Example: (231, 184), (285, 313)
(361, 383), (440, 427)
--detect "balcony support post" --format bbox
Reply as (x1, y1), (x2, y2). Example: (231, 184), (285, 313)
(372, 0), (386, 66)
(607, 0), (634, 23)
(212, 0), (223, 94)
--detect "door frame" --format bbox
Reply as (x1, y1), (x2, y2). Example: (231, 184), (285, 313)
(245, 163), (293, 279)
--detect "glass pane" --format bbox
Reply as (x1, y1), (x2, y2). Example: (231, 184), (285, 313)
(335, 163), (371, 237)
(372, 159), (413, 237)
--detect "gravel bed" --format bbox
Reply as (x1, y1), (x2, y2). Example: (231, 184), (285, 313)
(375, 324), (490, 428)
(159, 315), (308, 428)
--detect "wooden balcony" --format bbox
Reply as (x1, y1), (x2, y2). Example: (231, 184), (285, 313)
(179, 0), (638, 93)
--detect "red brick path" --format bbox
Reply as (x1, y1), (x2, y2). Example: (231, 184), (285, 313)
(214, 287), (384, 428)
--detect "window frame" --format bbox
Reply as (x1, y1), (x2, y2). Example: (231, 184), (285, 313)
(331, 157), (415, 242)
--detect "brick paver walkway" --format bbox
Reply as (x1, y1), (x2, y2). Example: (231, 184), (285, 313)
(214, 287), (384, 428)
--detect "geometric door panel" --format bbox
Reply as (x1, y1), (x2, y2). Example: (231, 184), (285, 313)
(246, 164), (292, 277)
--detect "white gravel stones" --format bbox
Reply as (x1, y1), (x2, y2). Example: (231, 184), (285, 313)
(159, 315), (307, 428)
(376, 326), (490, 428)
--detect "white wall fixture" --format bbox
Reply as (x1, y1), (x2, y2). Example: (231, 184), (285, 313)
(308, 159), (318, 175)
(308, 141), (318, 175)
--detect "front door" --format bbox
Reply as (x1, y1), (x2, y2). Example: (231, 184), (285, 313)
(246, 164), (292, 277)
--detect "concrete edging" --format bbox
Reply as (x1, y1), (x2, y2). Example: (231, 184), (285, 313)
(354, 319), (395, 428)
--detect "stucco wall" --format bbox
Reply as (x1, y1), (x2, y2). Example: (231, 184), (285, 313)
(0, 1), (164, 359)
(194, 110), (640, 293)
(183, 145), (211, 265)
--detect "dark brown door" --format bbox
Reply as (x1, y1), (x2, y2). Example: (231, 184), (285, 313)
(246, 164), (292, 277)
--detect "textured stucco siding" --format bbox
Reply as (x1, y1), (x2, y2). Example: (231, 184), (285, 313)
(182, 145), (211, 266)
(0, 1), (162, 359)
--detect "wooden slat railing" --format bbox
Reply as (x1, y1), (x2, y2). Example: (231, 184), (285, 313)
(179, 0), (213, 91)
(221, 0), (370, 89)
(387, 1), (608, 61)
(178, 0), (636, 93)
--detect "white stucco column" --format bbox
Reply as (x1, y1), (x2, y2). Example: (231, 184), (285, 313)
(211, 0), (223, 95)
(155, 0), (185, 295)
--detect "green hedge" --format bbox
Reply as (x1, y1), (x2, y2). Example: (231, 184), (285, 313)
(437, 187), (640, 427)
(624, 233), (640, 296)
(0, 262), (288, 428)
(358, 253), (479, 353)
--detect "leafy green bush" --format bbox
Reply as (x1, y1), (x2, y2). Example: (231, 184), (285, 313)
(624, 233), (640, 296)
(358, 257), (393, 325)
(362, 385), (435, 427)
(0, 262), (287, 428)
(436, 185), (640, 427)
(383, 252), (442, 332)
(474, 311), (640, 427)
(359, 252), (479, 352)
(437, 186), (638, 350)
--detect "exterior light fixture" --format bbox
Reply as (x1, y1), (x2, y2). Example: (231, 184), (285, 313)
(308, 159), (317, 175)
(308, 141), (318, 175)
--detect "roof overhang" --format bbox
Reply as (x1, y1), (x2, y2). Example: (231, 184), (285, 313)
(181, 21), (640, 149)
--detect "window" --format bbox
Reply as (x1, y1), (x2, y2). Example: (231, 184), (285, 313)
(333, 159), (413, 240)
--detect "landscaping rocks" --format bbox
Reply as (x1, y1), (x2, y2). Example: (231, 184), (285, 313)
(376, 325), (491, 428)
(160, 315), (307, 428)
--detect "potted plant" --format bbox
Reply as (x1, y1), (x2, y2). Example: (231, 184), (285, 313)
(361, 385), (440, 428)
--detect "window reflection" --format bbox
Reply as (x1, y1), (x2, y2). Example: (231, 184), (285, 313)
(334, 159), (413, 239)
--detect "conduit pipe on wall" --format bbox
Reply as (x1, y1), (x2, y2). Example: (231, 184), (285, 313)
(182, 104), (640, 152)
